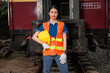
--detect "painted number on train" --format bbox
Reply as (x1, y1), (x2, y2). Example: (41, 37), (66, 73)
(81, 2), (101, 9)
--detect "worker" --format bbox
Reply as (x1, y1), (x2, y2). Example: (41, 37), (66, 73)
(32, 5), (69, 73)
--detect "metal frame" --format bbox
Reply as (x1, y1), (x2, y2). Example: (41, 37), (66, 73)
(69, 0), (79, 19)
(37, 0), (43, 20)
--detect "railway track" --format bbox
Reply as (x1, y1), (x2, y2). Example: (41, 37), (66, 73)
(0, 39), (99, 73)
(35, 53), (99, 73)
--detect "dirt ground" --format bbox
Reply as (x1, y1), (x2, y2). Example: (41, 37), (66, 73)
(0, 51), (39, 73)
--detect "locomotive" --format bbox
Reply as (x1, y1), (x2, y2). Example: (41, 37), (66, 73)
(8, 0), (109, 56)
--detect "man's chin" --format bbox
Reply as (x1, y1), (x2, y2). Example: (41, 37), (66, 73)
(51, 18), (57, 20)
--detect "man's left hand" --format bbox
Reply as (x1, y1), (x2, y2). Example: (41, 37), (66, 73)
(59, 53), (67, 64)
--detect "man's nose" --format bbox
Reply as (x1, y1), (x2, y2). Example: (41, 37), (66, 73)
(53, 13), (55, 15)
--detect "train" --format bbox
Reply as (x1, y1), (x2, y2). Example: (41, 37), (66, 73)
(8, 0), (109, 56)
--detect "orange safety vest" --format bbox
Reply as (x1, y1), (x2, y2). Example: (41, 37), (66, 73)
(43, 21), (64, 56)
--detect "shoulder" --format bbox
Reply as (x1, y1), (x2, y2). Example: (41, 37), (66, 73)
(43, 21), (49, 25)
(37, 24), (43, 32)
(43, 21), (49, 27)
(58, 21), (64, 26)
(43, 21), (49, 31)
(58, 21), (64, 24)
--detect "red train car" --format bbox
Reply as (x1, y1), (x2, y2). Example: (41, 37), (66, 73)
(9, 0), (37, 50)
(8, 0), (109, 52)
(79, 0), (109, 51)
(9, 0), (37, 33)
(80, 0), (109, 32)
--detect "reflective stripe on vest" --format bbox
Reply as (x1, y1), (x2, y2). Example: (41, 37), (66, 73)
(43, 46), (63, 50)
(51, 38), (63, 42)
(50, 37), (63, 50)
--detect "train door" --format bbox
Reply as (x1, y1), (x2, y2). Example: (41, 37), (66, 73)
(37, 0), (79, 20)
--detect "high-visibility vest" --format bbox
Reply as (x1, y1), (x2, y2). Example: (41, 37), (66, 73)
(42, 21), (64, 56)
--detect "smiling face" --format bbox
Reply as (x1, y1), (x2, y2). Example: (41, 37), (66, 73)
(49, 8), (58, 20)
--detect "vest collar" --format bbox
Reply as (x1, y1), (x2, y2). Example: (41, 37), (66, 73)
(49, 20), (58, 25)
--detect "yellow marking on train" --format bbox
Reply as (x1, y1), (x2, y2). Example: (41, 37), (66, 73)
(79, 0), (95, 1)
(9, 0), (37, 2)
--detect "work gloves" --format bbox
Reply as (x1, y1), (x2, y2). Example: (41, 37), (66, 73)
(42, 43), (50, 49)
(59, 53), (67, 64)
(42, 43), (67, 64)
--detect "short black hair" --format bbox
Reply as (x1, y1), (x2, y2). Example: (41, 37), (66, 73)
(49, 5), (58, 12)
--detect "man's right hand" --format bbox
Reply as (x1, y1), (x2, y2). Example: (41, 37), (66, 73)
(42, 43), (50, 49)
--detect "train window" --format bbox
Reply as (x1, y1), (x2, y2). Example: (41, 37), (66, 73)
(61, 3), (69, 19)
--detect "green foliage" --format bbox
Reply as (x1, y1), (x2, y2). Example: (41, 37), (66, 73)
(0, 2), (9, 39)
(0, 2), (8, 18)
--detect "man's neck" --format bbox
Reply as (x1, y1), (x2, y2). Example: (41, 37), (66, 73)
(50, 19), (57, 25)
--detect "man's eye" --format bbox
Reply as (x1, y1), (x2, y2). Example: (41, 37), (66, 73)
(55, 12), (57, 13)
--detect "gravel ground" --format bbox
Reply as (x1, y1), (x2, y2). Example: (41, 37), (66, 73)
(0, 51), (39, 73)
(87, 47), (110, 73)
